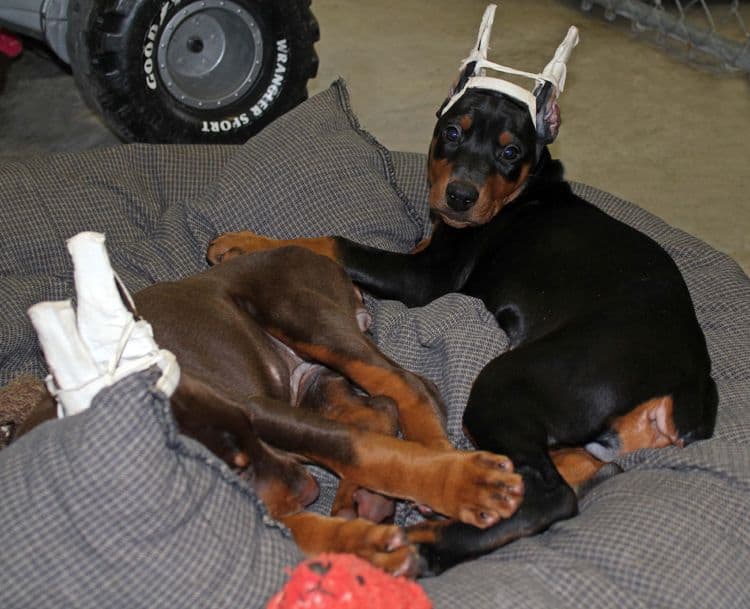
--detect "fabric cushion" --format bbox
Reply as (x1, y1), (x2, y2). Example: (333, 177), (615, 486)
(183, 79), (427, 252)
(0, 144), (236, 386)
(0, 79), (749, 609)
(0, 370), (301, 608)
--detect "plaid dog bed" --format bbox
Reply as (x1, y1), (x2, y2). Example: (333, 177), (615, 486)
(1, 80), (748, 609)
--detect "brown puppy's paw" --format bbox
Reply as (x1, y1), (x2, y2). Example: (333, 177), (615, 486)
(429, 451), (524, 528)
(283, 512), (424, 576)
(333, 519), (422, 577)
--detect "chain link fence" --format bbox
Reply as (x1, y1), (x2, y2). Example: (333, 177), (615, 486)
(581, 0), (750, 74)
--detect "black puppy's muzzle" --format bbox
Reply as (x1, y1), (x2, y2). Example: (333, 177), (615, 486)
(445, 181), (479, 211)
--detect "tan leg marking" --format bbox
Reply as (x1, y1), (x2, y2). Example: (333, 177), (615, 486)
(550, 447), (606, 490)
(300, 373), (399, 521)
(278, 512), (420, 576)
(612, 395), (683, 453)
(321, 430), (523, 529)
(289, 342), (452, 451)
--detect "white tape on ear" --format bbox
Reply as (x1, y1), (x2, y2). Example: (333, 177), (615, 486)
(540, 26), (580, 95)
(29, 232), (180, 418)
(68, 232), (153, 373)
(469, 3), (496, 69)
(29, 300), (107, 417)
(441, 3), (579, 127)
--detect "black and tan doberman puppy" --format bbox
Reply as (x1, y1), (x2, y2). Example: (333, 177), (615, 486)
(18, 245), (522, 576)
(207, 87), (717, 572)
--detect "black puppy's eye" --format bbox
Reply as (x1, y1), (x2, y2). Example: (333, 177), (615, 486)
(444, 126), (461, 142)
(501, 145), (521, 161)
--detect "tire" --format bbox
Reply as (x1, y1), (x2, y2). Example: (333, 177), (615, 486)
(66, 0), (319, 143)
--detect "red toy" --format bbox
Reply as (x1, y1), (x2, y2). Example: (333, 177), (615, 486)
(266, 554), (432, 609)
(0, 30), (23, 58)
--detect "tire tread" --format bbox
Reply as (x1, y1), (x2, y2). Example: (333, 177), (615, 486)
(67, 0), (319, 143)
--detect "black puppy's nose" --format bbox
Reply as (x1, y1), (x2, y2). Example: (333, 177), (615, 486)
(445, 181), (479, 211)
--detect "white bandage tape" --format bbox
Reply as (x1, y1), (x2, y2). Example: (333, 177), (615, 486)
(29, 232), (180, 418)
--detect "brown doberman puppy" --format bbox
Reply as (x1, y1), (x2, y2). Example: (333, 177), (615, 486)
(18, 245), (522, 576)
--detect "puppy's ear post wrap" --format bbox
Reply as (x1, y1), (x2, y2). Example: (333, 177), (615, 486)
(439, 3), (578, 144)
(28, 232), (180, 418)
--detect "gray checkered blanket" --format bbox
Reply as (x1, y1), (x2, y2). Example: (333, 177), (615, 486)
(1, 81), (749, 609)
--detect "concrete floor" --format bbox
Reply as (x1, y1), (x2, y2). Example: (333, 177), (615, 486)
(1, 0), (748, 273)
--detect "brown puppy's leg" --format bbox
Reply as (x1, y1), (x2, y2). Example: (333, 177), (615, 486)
(178, 375), (516, 566)
(172, 375), (321, 508)
(294, 338), (453, 451)
(301, 371), (399, 435)
(330, 429), (521, 528)
(224, 247), (452, 451)
(193, 249), (522, 526)
(549, 447), (605, 492)
(182, 372), (519, 530)
(174, 374), (423, 574)
(300, 370), (398, 521)
(278, 512), (420, 576)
